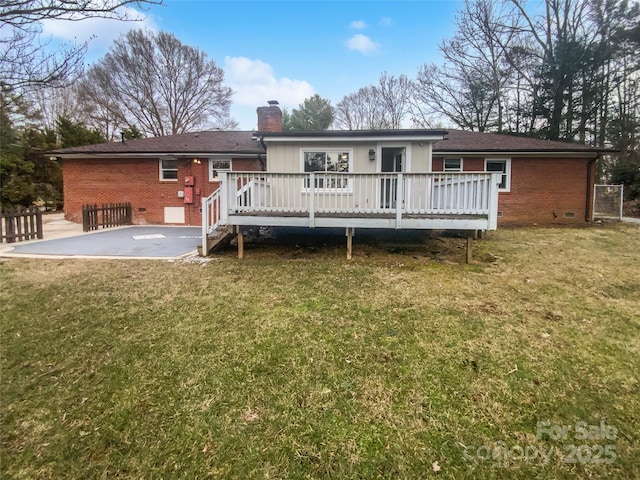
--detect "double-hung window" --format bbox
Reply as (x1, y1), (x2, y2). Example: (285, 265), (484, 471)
(209, 158), (232, 180)
(444, 158), (463, 172)
(302, 150), (351, 191)
(159, 158), (178, 181)
(485, 158), (511, 192)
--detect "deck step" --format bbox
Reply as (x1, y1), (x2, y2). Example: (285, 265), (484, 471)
(205, 225), (234, 254)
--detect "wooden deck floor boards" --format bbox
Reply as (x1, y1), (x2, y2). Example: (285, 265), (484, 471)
(231, 211), (487, 220)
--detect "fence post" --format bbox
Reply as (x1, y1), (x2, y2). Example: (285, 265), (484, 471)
(82, 204), (88, 232)
(35, 208), (43, 239)
(5, 209), (15, 243)
(15, 207), (23, 240)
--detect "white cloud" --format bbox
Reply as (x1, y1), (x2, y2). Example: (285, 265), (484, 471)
(346, 34), (379, 55)
(349, 20), (366, 30)
(379, 17), (392, 26)
(224, 56), (315, 108)
(40, 7), (157, 53)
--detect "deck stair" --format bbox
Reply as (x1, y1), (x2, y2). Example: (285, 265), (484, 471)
(205, 224), (234, 253)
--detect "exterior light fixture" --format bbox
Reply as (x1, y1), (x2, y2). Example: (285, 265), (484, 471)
(369, 149), (376, 161)
(193, 158), (201, 164)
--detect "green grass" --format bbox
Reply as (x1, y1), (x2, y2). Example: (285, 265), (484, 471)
(1, 224), (639, 479)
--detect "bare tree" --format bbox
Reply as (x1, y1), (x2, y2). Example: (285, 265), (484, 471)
(211, 117), (240, 131)
(376, 72), (412, 129)
(413, 63), (499, 131)
(334, 86), (384, 130)
(30, 85), (85, 131)
(412, 0), (515, 131)
(335, 72), (412, 130)
(76, 66), (126, 140)
(77, 29), (233, 136)
(0, 0), (162, 92)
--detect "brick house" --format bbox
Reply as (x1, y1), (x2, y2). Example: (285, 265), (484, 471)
(430, 129), (601, 225)
(59, 130), (264, 225)
(55, 102), (604, 230)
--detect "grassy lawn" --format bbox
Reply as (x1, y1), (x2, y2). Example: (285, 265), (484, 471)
(1, 224), (639, 479)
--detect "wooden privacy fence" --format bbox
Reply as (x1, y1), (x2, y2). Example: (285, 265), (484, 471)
(1, 206), (43, 243)
(82, 202), (132, 231)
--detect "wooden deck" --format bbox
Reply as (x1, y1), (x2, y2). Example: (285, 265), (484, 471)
(202, 171), (501, 255)
(233, 210), (486, 219)
(227, 210), (491, 230)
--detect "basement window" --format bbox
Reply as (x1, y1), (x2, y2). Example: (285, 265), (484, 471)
(485, 158), (511, 192)
(159, 158), (178, 181)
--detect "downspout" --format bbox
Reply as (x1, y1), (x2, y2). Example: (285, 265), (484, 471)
(258, 135), (267, 171)
(586, 153), (600, 222)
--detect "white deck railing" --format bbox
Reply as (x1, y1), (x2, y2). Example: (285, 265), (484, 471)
(203, 172), (501, 239)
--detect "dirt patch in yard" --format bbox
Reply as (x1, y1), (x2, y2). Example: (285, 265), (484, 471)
(219, 227), (479, 264)
(623, 198), (640, 217)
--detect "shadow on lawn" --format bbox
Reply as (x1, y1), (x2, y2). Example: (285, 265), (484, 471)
(220, 227), (487, 263)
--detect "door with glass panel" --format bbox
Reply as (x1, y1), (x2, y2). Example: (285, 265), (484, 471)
(380, 147), (405, 208)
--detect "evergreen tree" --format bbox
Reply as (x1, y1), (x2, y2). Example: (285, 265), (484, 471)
(0, 95), (35, 207)
(283, 95), (333, 130)
(56, 116), (105, 148)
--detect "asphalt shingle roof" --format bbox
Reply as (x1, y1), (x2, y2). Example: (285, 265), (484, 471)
(52, 130), (264, 155)
(433, 129), (603, 153)
(53, 128), (607, 156)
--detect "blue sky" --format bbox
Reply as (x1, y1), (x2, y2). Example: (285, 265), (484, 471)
(42, 0), (463, 130)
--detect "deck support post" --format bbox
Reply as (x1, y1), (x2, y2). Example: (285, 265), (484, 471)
(466, 232), (473, 264)
(395, 173), (403, 229)
(346, 227), (355, 260)
(309, 172), (315, 228)
(237, 225), (244, 259)
(201, 197), (208, 257)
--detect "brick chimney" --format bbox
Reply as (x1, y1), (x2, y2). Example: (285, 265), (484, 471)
(257, 100), (282, 132)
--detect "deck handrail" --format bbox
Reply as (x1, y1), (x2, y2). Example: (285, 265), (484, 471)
(201, 187), (222, 253)
(204, 172), (501, 238)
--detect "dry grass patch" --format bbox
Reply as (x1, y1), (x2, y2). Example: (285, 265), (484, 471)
(1, 223), (639, 479)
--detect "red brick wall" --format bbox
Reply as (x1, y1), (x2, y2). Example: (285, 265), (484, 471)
(432, 155), (592, 225)
(63, 156), (261, 226)
(257, 105), (283, 132)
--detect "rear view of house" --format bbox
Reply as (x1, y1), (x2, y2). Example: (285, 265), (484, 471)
(54, 101), (606, 254)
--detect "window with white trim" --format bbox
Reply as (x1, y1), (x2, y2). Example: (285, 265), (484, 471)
(209, 158), (232, 180)
(444, 158), (463, 172)
(485, 158), (511, 191)
(159, 158), (178, 180)
(302, 150), (351, 190)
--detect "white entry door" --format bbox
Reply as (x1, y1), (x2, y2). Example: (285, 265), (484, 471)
(380, 147), (405, 208)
